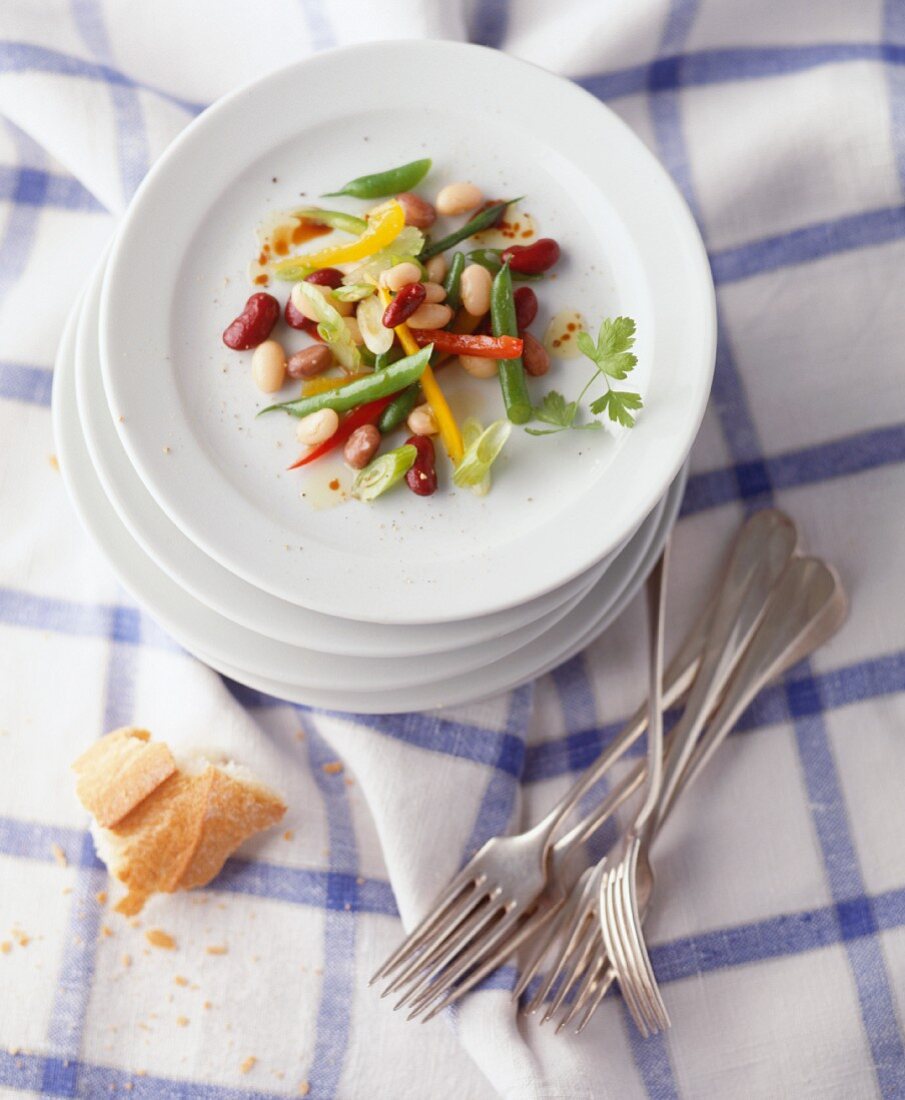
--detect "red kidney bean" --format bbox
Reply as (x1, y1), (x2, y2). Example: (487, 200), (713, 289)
(513, 286), (538, 331)
(382, 282), (427, 328)
(305, 267), (344, 289)
(522, 331), (551, 376)
(501, 237), (560, 275)
(405, 435), (437, 497)
(222, 292), (280, 349)
(284, 296), (324, 341)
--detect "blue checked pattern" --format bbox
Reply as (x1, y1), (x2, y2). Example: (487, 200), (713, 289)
(1, 1), (904, 1097)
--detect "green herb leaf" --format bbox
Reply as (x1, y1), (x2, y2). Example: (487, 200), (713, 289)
(591, 388), (643, 427)
(531, 390), (578, 430)
(592, 316), (638, 379)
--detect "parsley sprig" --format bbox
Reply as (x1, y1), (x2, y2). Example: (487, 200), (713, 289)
(526, 316), (643, 435)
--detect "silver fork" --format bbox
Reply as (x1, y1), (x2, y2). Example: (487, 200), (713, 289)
(518, 508), (798, 1027)
(374, 509), (796, 1018)
(596, 555), (846, 1037)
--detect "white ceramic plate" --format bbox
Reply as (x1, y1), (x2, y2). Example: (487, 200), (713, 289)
(199, 465), (686, 713)
(57, 293), (669, 697)
(78, 251), (617, 657)
(100, 40), (715, 624)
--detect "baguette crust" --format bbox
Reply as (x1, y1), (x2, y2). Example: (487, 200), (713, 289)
(73, 727), (176, 828)
(73, 729), (286, 914)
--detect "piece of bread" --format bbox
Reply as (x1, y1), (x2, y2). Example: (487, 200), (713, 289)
(73, 727), (286, 915)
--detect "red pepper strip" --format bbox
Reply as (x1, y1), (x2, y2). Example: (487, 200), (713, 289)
(288, 396), (393, 470)
(410, 330), (524, 359)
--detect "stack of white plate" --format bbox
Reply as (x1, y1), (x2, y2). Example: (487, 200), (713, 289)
(51, 42), (715, 715)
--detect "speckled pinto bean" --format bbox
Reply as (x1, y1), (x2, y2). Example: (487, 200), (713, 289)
(286, 345), (333, 379)
(395, 191), (436, 229)
(521, 331), (550, 376)
(223, 293), (280, 349)
(343, 424), (381, 469)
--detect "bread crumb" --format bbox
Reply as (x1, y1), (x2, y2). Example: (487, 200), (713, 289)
(355, 876), (365, 886)
(174, 975), (189, 987)
(13, 929), (30, 948)
(176, 1016), (189, 1028)
(322, 761), (343, 775)
(206, 944), (228, 956)
(203, 1000), (212, 1010)
(146, 929), (176, 950)
(283, 830), (294, 841)
(344, 777), (355, 787)
(130, 919), (142, 929)
(295, 730), (305, 741)
(51, 843), (68, 867)
(96, 891), (108, 905)
(240, 1056), (257, 1075)
(49, 454), (59, 470)
(62, 887), (73, 896)
(101, 925), (114, 938)
(298, 1083), (310, 1096)
(1, 942), (11, 955)
(121, 954), (132, 968)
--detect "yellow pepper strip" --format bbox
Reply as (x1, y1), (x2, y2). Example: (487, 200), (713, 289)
(274, 201), (405, 279)
(379, 287), (464, 463)
(301, 372), (370, 397)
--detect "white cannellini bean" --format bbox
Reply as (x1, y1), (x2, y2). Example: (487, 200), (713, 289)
(422, 281), (447, 303)
(405, 303), (453, 329)
(296, 408), (339, 445)
(458, 353), (498, 379)
(380, 262), (422, 292)
(424, 255), (447, 283)
(436, 182), (483, 217)
(459, 264), (492, 317)
(251, 339), (286, 392)
(407, 403), (438, 436)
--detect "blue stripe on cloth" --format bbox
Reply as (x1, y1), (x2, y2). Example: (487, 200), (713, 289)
(0, 587), (177, 650)
(42, 627), (139, 1092)
(682, 423), (905, 515)
(70, 0), (151, 201)
(577, 42), (905, 103)
(470, 0), (509, 49)
(0, 164), (104, 211)
(298, 0), (336, 51)
(710, 204), (905, 284)
(0, 41), (206, 115)
(0, 124), (46, 310)
(885, 2), (905, 189)
(0, 814), (399, 916)
(460, 683), (532, 862)
(304, 725), (358, 1097)
(1, 1050), (290, 1100)
(0, 361), (53, 405)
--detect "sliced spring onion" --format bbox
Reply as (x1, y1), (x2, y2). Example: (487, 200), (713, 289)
(356, 293), (394, 356)
(460, 418), (491, 497)
(332, 283), (376, 303)
(343, 226), (424, 285)
(453, 419), (512, 489)
(291, 282), (361, 371)
(352, 445), (417, 501)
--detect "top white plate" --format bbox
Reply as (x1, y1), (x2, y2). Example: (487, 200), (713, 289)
(101, 40), (714, 625)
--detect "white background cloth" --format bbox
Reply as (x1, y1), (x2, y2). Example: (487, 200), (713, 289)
(2, 1), (905, 1097)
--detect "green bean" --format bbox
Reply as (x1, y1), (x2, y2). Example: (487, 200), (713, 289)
(375, 346), (403, 372)
(377, 383), (420, 433)
(421, 198), (521, 260)
(259, 346), (432, 419)
(358, 346), (377, 369)
(442, 251), (466, 311)
(323, 158), (432, 200)
(490, 263), (532, 425)
(467, 248), (541, 281)
(293, 207), (367, 235)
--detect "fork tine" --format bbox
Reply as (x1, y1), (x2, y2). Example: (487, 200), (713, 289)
(574, 964), (616, 1034)
(555, 949), (606, 1033)
(407, 905), (522, 1020)
(540, 918), (599, 1025)
(619, 845), (669, 1033)
(380, 882), (487, 996)
(510, 896), (572, 1004)
(371, 868), (483, 984)
(392, 892), (501, 1011)
(602, 866), (647, 1037)
(424, 902), (563, 1023)
(610, 863), (650, 1038)
(526, 870), (599, 1014)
